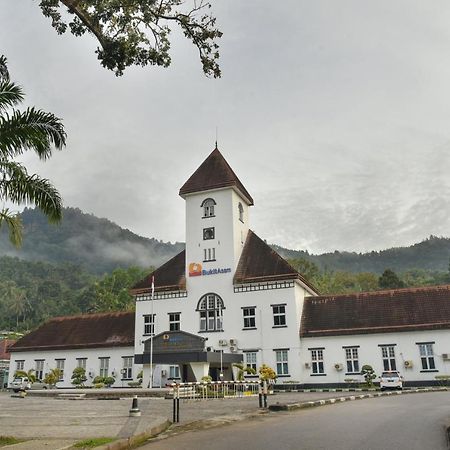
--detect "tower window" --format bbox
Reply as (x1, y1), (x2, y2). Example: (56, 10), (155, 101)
(201, 198), (216, 218)
(203, 227), (215, 240)
(203, 248), (216, 261)
(238, 202), (244, 222)
(197, 293), (225, 332)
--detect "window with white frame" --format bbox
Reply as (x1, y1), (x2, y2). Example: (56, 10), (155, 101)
(345, 347), (359, 373)
(76, 358), (87, 370)
(311, 349), (324, 374)
(99, 357), (110, 378)
(169, 365), (180, 379)
(169, 313), (180, 331)
(15, 360), (24, 372)
(197, 293), (224, 332)
(245, 351), (258, 372)
(122, 356), (133, 379)
(35, 360), (44, 380)
(242, 307), (256, 329)
(203, 248), (216, 261)
(275, 349), (289, 376)
(55, 359), (65, 381)
(144, 314), (155, 335)
(272, 304), (286, 327)
(418, 343), (436, 370)
(380, 345), (397, 371)
(201, 198), (216, 217)
(238, 202), (244, 222)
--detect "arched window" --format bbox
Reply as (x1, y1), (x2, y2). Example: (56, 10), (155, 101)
(201, 198), (216, 218)
(196, 293), (224, 331)
(238, 202), (244, 222)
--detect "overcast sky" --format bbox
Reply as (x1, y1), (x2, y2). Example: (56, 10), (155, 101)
(2, 1), (450, 254)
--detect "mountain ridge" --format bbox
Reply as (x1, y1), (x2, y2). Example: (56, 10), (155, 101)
(1, 207), (449, 274)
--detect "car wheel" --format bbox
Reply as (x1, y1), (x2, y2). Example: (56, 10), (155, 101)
(13, 389), (18, 393)
(43, 386), (47, 390)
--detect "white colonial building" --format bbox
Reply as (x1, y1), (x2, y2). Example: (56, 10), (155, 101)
(7, 147), (450, 388)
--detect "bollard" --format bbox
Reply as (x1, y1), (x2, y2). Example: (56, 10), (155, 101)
(129, 395), (141, 417)
(263, 380), (268, 408)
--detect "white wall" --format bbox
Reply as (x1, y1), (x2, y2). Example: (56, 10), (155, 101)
(301, 329), (450, 384)
(8, 346), (140, 388)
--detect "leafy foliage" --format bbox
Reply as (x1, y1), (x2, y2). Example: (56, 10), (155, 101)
(361, 364), (376, 388)
(233, 363), (256, 381)
(258, 364), (277, 381)
(14, 369), (36, 383)
(0, 256), (148, 332)
(0, 56), (66, 246)
(71, 367), (87, 387)
(43, 368), (62, 386)
(378, 269), (405, 289)
(38, 0), (222, 77)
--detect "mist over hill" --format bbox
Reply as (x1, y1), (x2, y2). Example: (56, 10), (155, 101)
(0, 208), (184, 275)
(1, 207), (449, 275)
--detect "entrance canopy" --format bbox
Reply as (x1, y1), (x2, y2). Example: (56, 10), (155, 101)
(134, 330), (242, 365)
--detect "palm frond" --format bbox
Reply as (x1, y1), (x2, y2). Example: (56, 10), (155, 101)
(0, 107), (66, 159)
(0, 208), (23, 247)
(0, 81), (24, 111)
(1, 170), (62, 223)
(0, 55), (9, 82)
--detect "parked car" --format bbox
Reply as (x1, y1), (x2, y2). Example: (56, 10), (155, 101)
(9, 377), (31, 392)
(379, 371), (403, 390)
(9, 377), (49, 392)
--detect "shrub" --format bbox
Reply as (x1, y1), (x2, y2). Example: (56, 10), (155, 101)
(361, 365), (376, 387)
(71, 367), (87, 387)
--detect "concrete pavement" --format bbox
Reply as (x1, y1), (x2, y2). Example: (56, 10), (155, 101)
(0, 388), (446, 449)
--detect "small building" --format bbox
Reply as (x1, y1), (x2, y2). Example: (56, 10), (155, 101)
(7, 312), (138, 388)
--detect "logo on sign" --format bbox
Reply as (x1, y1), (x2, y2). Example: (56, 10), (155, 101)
(189, 262), (202, 277)
(188, 262), (231, 277)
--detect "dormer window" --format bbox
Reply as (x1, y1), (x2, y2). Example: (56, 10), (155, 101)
(201, 198), (216, 218)
(238, 202), (244, 222)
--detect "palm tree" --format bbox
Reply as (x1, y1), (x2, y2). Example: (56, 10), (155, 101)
(0, 55), (66, 246)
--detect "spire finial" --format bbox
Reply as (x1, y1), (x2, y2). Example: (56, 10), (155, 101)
(215, 126), (218, 149)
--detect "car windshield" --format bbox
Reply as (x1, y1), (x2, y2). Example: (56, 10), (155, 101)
(381, 372), (399, 378)
(13, 378), (24, 382)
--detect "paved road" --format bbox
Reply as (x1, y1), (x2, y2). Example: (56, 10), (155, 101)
(143, 391), (450, 450)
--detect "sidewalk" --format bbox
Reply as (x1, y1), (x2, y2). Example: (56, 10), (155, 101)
(0, 388), (447, 449)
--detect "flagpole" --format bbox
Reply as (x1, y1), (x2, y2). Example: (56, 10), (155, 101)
(149, 276), (154, 389)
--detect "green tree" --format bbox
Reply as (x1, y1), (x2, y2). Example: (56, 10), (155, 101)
(1, 282), (29, 329)
(0, 56), (66, 246)
(360, 364), (376, 388)
(232, 363), (257, 381)
(38, 0), (222, 77)
(287, 257), (320, 281)
(71, 367), (87, 387)
(378, 269), (405, 290)
(14, 369), (36, 383)
(43, 368), (62, 386)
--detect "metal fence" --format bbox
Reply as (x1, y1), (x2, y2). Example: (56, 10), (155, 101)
(170, 380), (261, 400)
(169, 380), (266, 422)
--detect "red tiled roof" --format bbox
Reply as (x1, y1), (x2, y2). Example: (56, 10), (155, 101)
(131, 250), (186, 294)
(234, 230), (318, 293)
(300, 285), (450, 337)
(179, 148), (254, 205)
(0, 339), (16, 360)
(9, 312), (134, 352)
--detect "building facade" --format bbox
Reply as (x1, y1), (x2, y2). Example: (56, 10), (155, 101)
(8, 147), (450, 387)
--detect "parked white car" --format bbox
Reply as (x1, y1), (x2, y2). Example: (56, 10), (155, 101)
(9, 377), (49, 392)
(379, 371), (403, 390)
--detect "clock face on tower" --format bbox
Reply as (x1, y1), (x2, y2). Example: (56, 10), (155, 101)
(203, 227), (215, 240)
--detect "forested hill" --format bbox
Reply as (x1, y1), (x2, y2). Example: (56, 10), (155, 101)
(1, 207), (449, 275)
(274, 235), (450, 274)
(0, 208), (184, 275)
